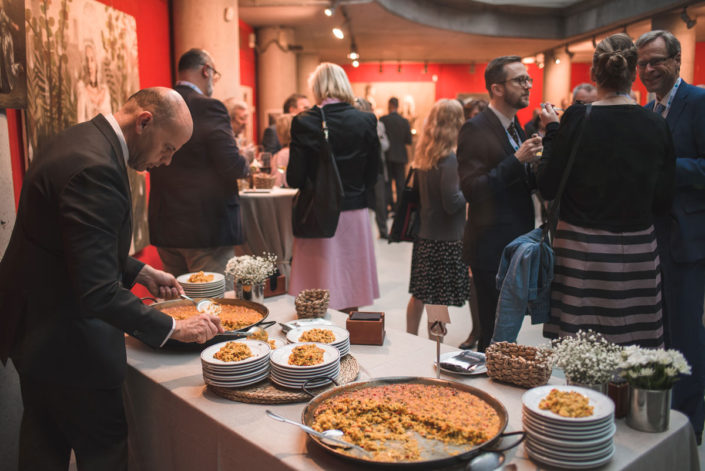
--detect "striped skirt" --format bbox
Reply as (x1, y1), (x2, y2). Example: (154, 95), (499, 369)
(543, 220), (664, 348)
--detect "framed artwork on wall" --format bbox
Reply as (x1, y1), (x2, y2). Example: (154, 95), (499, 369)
(0, 0), (27, 109)
(25, 0), (148, 253)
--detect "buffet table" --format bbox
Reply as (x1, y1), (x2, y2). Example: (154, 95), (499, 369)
(124, 296), (699, 471)
(238, 188), (297, 278)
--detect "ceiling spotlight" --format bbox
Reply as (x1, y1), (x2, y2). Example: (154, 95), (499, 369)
(538, 62), (544, 69)
(681, 8), (696, 29)
(332, 28), (344, 39)
(352, 60), (359, 68)
(521, 57), (535, 64)
(324, 7), (333, 16)
(554, 57), (560, 65)
(348, 51), (359, 60)
(564, 45), (574, 60)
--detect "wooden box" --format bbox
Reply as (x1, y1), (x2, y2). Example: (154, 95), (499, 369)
(263, 274), (286, 298)
(346, 311), (385, 345)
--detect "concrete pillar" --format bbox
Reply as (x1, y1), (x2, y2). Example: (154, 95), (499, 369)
(297, 53), (320, 98)
(652, 13), (696, 84)
(257, 27), (297, 134)
(172, 0), (240, 100)
(542, 48), (571, 108)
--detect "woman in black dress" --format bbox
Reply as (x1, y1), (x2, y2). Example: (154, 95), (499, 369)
(537, 33), (675, 347)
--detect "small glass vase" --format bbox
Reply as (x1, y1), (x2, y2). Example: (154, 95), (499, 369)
(626, 386), (671, 433)
(235, 280), (265, 304)
(566, 377), (609, 395)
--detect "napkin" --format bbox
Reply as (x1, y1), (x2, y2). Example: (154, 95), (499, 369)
(440, 351), (485, 373)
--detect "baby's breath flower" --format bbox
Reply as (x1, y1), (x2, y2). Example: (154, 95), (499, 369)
(551, 330), (621, 385)
(225, 253), (277, 285)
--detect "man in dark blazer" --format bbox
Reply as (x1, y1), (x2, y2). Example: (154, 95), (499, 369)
(0, 88), (224, 470)
(261, 93), (310, 154)
(457, 56), (543, 352)
(380, 97), (412, 209)
(149, 49), (249, 277)
(637, 30), (705, 443)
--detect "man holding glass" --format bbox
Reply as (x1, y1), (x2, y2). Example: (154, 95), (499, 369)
(149, 48), (249, 276)
(457, 56), (543, 352)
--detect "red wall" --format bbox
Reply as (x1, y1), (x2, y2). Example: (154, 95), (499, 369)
(239, 19), (258, 144)
(695, 42), (705, 86)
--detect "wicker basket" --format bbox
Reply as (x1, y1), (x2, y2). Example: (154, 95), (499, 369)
(485, 342), (553, 388)
(295, 289), (330, 319)
(253, 173), (277, 189)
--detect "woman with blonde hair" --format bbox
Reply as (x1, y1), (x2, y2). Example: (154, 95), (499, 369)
(406, 98), (471, 342)
(287, 62), (381, 312)
(271, 113), (293, 186)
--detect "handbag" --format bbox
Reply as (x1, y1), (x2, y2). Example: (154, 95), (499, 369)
(388, 168), (420, 243)
(291, 107), (345, 238)
(493, 105), (592, 342)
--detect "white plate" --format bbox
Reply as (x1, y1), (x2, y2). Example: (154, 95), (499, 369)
(204, 372), (270, 388)
(177, 272), (225, 284)
(435, 351), (487, 376)
(526, 442), (615, 470)
(203, 364), (270, 381)
(286, 325), (350, 345)
(525, 438), (615, 463)
(201, 340), (271, 367)
(270, 342), (340, 370)
(202, 356), (270, 374)
(270, 369), (339, 389)
(522, 411), (614, 439)
(522, 385), (615, 424)
(523, 422), (616, 450)
(270, 362), (339, 378)
(242, 189), (272, 193)
(279, 318), (336, 333)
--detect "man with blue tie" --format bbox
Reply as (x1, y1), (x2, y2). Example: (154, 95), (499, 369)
(636, 29), (705, 444)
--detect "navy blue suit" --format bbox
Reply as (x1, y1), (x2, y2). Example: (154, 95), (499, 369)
(457, 108), (535, 351)
(649, 80), (705, 440)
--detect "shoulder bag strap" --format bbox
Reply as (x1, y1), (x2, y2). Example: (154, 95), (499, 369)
(319, 106), (344, 195)
(543, 104), (592, 241)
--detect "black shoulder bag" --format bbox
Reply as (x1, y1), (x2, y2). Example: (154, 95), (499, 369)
(388, 168), (420, 243)
(291, 106), (345, 238)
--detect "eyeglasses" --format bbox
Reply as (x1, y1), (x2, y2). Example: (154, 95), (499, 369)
(636, 55), (674, 70)
(204, 64), (221, 82)
(501, 75), (533, 87)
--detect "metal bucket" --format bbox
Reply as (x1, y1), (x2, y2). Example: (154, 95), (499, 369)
(626, 387), (671, 433)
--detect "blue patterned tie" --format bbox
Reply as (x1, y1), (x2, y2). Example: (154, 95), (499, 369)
(507, 122), (521, 144)
(654, 103), (666, 115)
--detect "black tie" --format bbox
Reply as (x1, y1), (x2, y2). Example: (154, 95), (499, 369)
(654, 103), (666, 115)
(507, 122), (521, 144)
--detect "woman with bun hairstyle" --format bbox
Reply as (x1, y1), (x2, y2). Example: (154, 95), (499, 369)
(537, 33), (675, 347)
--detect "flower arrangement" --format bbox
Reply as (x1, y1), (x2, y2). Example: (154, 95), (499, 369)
(551, 330), (622, 385)
(225, 253), (277, 285)
(619, 345), (691, 390)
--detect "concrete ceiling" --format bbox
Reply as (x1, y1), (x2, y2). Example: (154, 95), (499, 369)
(238, 0), (705, 64)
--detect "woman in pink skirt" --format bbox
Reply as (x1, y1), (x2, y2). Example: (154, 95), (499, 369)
(287, 63), (381, 311)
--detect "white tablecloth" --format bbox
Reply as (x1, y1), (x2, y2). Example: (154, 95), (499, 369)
(124, 295), (700, 471)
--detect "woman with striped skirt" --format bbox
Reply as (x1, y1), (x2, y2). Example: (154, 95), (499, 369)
(536, 33), (675, 348)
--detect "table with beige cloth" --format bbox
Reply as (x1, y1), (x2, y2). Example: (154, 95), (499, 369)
(238, 188), (297, 279)
(124, 295), (700, 471)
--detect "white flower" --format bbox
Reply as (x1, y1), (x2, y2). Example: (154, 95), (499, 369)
(225, 253), (277, 285)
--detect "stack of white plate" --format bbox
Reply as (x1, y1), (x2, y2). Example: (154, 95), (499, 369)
(286, 325), (350, 357)
(269, 343), (340, 389)
(521, 385), (616, 469)
(177, 272), (225, 299)
(200, 340), (271, 388)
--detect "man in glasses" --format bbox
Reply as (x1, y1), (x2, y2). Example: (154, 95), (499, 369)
(457, 56), (543, 352)
(636, 29), (705, 444)
(149, 48), (249, 277)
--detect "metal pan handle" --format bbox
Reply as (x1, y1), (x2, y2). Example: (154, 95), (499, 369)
(259, 320), (276, 330)
(301, 376), (340, 398)
(141, 297), (158, 305)
(484, 430), (525, 453)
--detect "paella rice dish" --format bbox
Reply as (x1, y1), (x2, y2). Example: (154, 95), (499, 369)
(289, 344), (325, 366)
(299, 328), (336, 343)
(213, 342), (253, 362)
(539, 389), (593, 418)
(188, 271), (214, 283)
(161, 304), (263, 331)
(311, 384), (501, 462)
(247, 329), (268, 341)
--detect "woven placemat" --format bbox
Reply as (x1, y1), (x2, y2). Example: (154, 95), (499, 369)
(208, 354), (359, 404)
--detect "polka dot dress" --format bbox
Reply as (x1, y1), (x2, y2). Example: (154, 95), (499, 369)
(409, 238), (470, 306)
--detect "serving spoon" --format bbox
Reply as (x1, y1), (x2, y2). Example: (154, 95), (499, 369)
(180, 294), (220, 314)
(265, 410), (369, 454)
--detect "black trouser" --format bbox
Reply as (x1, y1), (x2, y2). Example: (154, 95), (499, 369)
(373, 175), (388, 236)
(469, 267), (501, 353)
(386, 161), (407, 209)
(18, 375), (127, 471)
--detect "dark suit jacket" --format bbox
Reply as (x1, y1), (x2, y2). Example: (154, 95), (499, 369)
(379, 111), (412, 164)
(261, 124), (282, 154)
(288, 102), (380, 211)
(0, 115), (173, 388)
(457, 108), (535, 271)
(647, 81), (705, 263)
(149, 85), (249, 248)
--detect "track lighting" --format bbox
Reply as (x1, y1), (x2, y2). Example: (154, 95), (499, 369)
(332, 27), (344, 39)
(681, 8), (696, 29)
